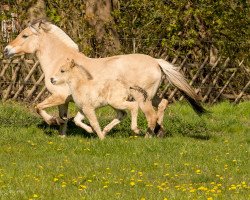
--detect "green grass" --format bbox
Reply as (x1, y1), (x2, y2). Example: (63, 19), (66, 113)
(0, 101), (249, 200)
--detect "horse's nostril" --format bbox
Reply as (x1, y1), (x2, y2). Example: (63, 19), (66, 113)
(50, 78), (54, 83)
(3, 48), (8, 56)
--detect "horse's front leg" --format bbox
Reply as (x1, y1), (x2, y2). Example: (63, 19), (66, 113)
(35, 94), (67, 126)
(58, 103), (69, 136)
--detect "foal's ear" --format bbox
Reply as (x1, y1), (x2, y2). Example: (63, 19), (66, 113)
(70, 59), (75, 68)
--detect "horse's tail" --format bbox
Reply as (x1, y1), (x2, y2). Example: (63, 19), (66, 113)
(156, 59), (206, 115)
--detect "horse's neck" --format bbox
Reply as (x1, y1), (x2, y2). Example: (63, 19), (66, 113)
(36, 34), (87, 78)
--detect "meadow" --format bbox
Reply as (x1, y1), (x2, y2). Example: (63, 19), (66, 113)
(0, 101), (249, 200)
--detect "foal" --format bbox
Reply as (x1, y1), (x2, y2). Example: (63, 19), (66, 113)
(51, 59), (145, 139)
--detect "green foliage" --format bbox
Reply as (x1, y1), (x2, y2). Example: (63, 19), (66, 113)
(113, 0), (250, 60)
(2, 0), (249, 60)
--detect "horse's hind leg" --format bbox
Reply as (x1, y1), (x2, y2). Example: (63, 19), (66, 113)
(138, 100), (157, 138)
(152, 97), (169, 137)
(102, 110), (127, 136)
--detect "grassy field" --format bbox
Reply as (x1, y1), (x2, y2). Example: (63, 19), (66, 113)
(0, 101), (249, 200)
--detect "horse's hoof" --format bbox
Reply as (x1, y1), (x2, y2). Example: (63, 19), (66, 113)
(50, 116), (65, 125)
(156, 127), (166, 138)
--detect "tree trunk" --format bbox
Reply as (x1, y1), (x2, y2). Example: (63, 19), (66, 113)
(85, 0), (120, 55)
(18, 0), (47, 26)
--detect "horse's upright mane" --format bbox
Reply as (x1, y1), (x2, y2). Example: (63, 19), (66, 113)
(49, 24), (79, 51)
(30, 19), (79, 51)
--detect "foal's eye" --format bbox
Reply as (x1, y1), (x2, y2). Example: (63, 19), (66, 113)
(22, 34), (29, 39)
(61, 70), (65, 73)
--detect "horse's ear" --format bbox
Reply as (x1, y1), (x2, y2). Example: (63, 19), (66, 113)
(40, 20), (51, 32)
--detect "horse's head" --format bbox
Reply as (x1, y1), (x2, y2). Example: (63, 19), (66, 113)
(51, 59), (76, 85)
(4, 19), (51, 57)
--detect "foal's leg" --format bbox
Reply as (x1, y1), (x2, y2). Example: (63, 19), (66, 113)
(103, 110), (127, 136)
(82, 108), (104, 140)
(74, 111), (93, 133)
(35, 94), (67, 125)
(107, 101), (140, 136)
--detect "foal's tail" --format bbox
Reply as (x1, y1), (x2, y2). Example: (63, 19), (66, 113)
(156, 59), (206, 115)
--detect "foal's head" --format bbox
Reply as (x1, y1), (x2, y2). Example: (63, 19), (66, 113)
(51, 59), (93, 85)
(51, 59), (75, 85)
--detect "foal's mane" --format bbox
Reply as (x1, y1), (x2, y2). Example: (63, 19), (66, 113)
(30, 19), (79, 51)
(75, 63), (93, 80)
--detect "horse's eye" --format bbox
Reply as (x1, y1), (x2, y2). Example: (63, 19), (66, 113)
(61, 70), (65, 73)
(22, 34), (29, 39)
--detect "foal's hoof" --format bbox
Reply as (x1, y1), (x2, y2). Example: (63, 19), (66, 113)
(144, 132), (153, 138)
(144, 128), (155, 138)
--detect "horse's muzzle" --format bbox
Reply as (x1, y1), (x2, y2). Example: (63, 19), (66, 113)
(3, 47), (13, 58)
(3, 48), (9, 57)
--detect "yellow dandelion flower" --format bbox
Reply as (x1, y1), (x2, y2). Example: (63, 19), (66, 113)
(207, 197), (213, 200)
(141, 198), (146, 200)
(196, 169), (201, 174)
(48, 141), (53, 144)
(198, 186), (208, 191)
(33, 194), (38, 198)
(130, 182), (135, 186)
(138, 172), (143, 176)
(53, 177), (59, 182)
(79, 185), (87, 189)
(103, 185), (108, 188)
(190, 189), (195, 193)
(61, 181), (67, 187)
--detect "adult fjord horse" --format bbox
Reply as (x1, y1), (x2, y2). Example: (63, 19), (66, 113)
(4, 20), (205, 137)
